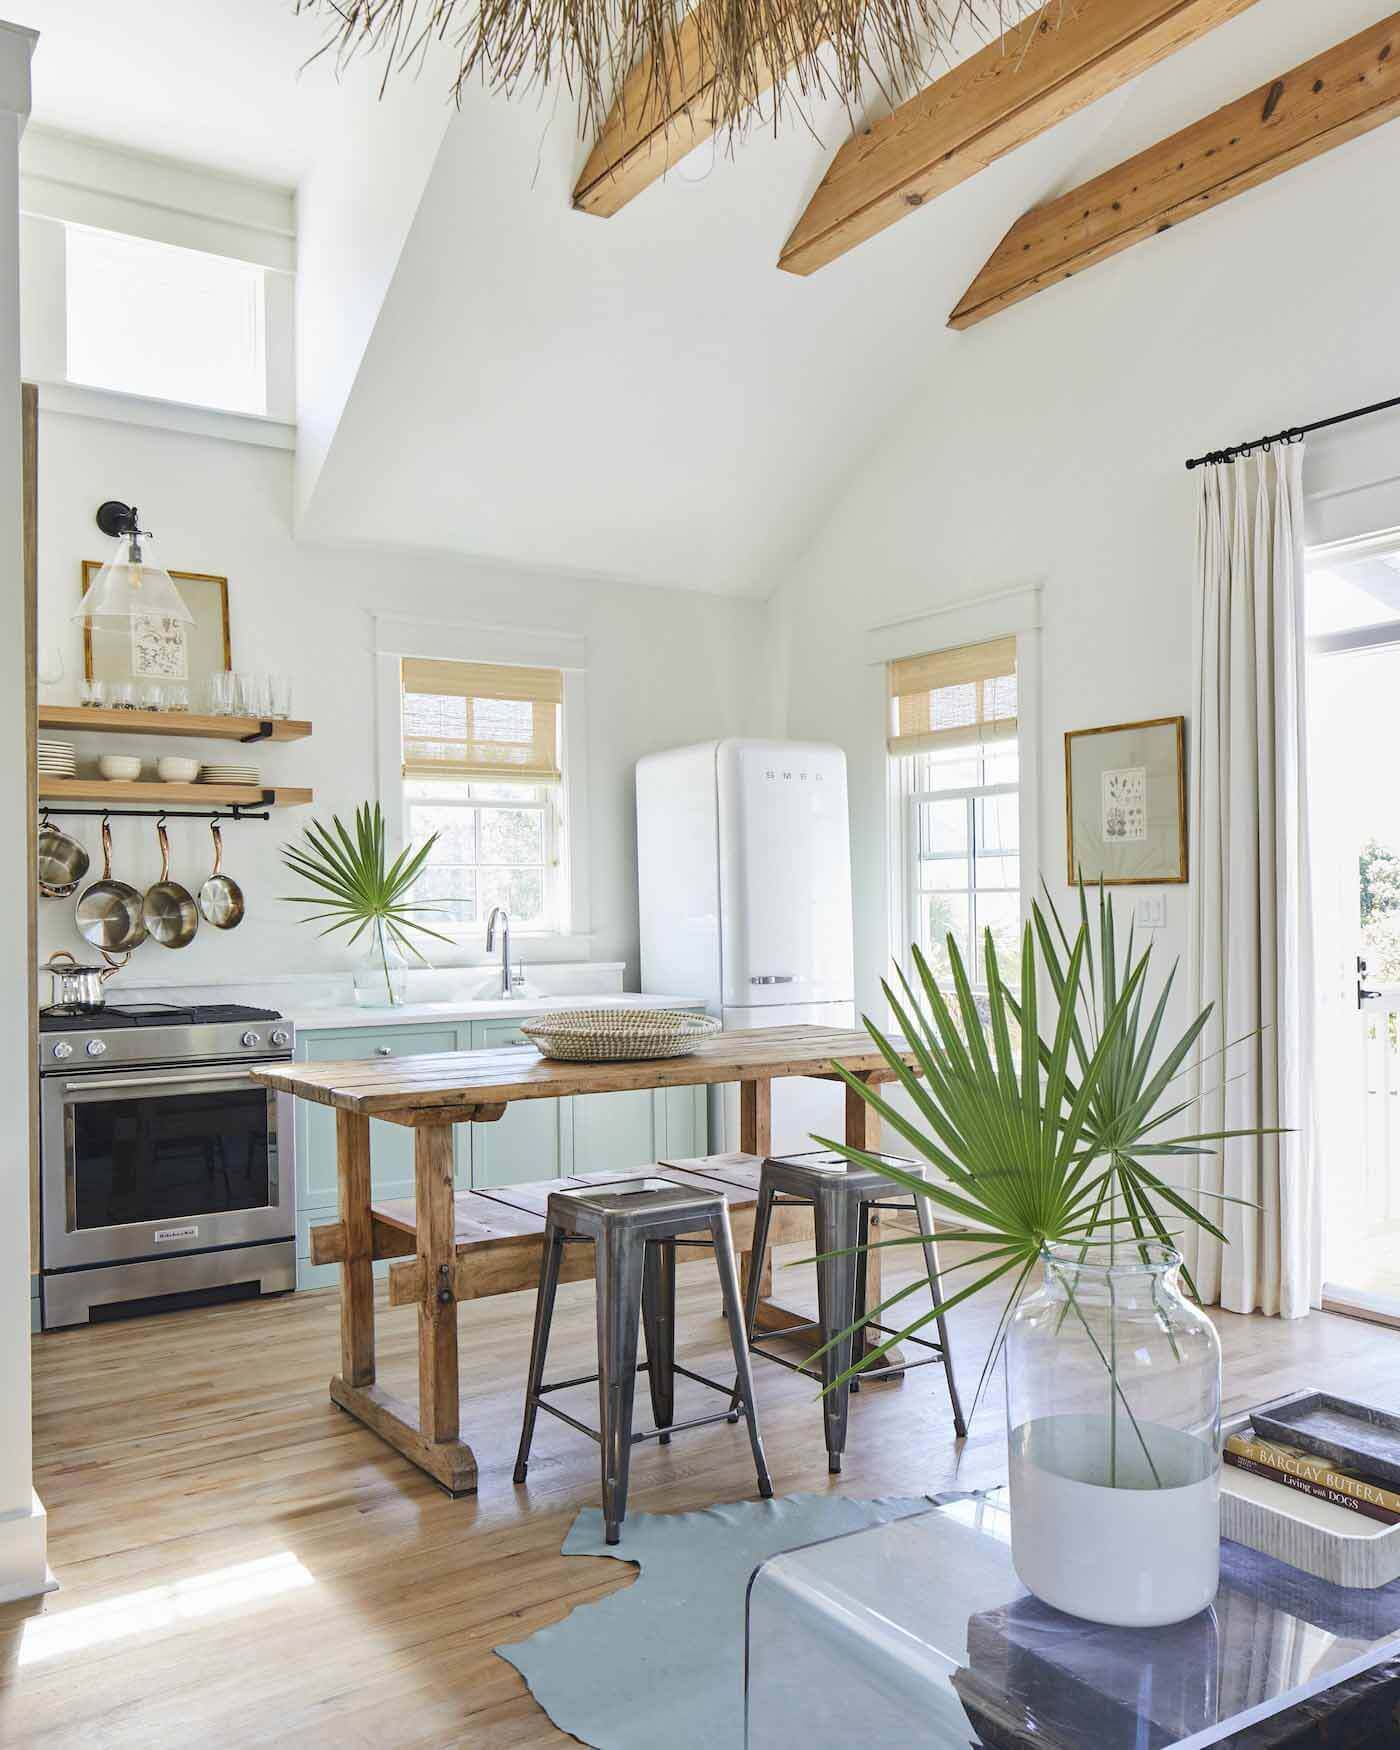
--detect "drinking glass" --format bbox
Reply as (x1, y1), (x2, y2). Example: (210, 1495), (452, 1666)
(267, 673), (292, 719)
(139, 682), (165, 712)
(78, 678), (105, 709)
(238, 672), (271, 718)
(109, 681), (137, 711)
(163, 684), (190, 713)
(206, 672), (236, 716)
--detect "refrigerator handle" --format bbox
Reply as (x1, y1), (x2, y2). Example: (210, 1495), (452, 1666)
(749, 975), (796, 985)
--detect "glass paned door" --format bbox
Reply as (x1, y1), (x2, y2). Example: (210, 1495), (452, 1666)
(1309, 531), (1400, 1318)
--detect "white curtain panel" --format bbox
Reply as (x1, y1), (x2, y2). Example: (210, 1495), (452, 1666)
(1189, 445), (1318, 1318)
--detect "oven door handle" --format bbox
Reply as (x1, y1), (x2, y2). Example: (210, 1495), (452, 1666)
(60, 1065), (289, 1094)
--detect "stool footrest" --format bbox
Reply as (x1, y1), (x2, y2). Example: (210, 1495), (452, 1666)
(750, 1317), (949, 1385)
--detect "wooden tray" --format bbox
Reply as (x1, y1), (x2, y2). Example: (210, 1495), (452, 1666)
(1251, 1390), (1400, 1490)
(1220, 1413), (1400, 1589)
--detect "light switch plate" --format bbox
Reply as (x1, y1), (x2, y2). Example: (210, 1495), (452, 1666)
(1135, 892), (1166, 929)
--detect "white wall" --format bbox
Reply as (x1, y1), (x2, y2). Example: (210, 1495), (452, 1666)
(36, 410), (769, 988)
(293, 78), (451, 531)
(769, 112), (1400, 1027)
(0, 15), (46, 1606)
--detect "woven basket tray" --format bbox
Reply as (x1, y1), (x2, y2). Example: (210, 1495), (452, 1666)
(519, 1008), (720, 1063)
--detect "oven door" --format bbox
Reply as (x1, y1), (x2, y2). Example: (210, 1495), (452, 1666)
(41, 1062), (293, 1271)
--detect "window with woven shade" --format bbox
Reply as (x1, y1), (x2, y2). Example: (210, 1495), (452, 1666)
(401, 658), (563, 783)
(887, 636), (1017, 757)
(886, 636), (1022, 997)
(399, 657), (567, 934)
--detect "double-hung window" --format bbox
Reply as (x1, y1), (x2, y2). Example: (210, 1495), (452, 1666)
(887, 637), (1021, 991)
(400, 658), (567, 933)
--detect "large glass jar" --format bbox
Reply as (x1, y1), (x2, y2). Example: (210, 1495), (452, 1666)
(1006, 1241), (1222, 1628)
(353, 920), (409, 1007)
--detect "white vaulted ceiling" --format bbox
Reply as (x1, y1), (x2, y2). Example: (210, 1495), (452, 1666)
(18, 0), (1395, 595)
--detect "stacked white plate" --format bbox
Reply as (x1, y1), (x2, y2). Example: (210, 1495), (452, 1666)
(37, 738), (76, 778)
(200, 763), (261, 787)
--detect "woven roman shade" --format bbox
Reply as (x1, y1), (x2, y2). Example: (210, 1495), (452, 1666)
(402, 658), (563, 783)
(887, 636), (1018, 757)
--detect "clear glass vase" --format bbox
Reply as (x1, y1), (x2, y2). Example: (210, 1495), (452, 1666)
(1006, 1241), (1222, 1627)
(352, 921), (409, 1007)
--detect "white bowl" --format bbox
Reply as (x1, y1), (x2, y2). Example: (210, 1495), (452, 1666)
(156, 757), (201, 783)
(98, 755), (143, 782)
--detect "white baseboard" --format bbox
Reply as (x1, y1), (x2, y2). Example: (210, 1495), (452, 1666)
(0, 1491), (54, 1604)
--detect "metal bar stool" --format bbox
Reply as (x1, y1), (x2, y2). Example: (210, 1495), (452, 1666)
(743, 1150), (966, 1475)
(514, 1176), (773, 1543)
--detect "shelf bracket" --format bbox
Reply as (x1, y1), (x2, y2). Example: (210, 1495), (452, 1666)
(239, 719), (275, 744)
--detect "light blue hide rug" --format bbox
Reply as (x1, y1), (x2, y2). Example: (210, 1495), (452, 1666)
(495, 1492), (931, 1750)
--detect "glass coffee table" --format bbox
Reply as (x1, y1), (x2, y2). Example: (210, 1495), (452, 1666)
(745, 1491), (1400, 1747)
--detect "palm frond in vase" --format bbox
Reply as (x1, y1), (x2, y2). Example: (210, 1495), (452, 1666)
(280, 802), (453, 1005)
(807, 898), (1268, 1420)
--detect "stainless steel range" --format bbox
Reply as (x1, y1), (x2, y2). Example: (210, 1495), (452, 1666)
(39, 1003), (296, 1329)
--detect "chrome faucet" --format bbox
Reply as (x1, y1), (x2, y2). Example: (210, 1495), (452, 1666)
(486, 906), (514, 998)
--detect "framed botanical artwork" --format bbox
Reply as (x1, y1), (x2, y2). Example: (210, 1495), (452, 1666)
(1065, 716), (1187, 885)
(81, 563), (231, 689)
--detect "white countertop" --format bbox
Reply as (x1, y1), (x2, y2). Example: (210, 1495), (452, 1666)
(288, 992), (707, 1032)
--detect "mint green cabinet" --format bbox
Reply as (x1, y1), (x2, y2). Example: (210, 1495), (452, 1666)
(297, 1023), (462, 1207)
(293, 1009), (709, 1288)
(467, 1021), (569, 1188)
(294, 1021), (462, 1289)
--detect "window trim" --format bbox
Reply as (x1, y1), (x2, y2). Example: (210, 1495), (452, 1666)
(903, 770), (1021, 992)
(403, 782), (561, 933)
(1307, 527), (1400, 658)
(869, 588), (1042, 1014)
(374, 629), (592, 959)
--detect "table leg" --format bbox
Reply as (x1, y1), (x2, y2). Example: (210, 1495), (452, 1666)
(739, 1081), (809, 1338)
(337, 1110), (375, 1389)
(328, 1118), (478, 1496)
(847, 1073), (904, 1374)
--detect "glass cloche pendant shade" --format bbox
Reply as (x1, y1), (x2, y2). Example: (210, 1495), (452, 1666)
(72, 503), (193, 624)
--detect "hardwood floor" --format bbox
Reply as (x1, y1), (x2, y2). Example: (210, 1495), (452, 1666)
(4, 1246), (1400, 1746)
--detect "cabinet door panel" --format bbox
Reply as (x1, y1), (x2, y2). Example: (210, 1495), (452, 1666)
(296, 1025), (460, 1208)
(469, 1021), (566, 1187)
(571, 1088), (661, 1178)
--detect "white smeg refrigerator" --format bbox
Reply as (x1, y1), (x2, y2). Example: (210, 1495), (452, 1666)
(636, 739), (855, 1156)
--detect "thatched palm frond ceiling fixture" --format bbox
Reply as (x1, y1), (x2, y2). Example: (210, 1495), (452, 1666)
(293, 0), (1044, 142)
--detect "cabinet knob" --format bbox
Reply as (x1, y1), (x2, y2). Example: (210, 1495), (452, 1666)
(375, 1046), (393, 1056)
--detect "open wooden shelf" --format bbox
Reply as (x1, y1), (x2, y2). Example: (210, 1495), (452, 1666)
(37, 778), (314, 808)
(38, 706), (312, 743)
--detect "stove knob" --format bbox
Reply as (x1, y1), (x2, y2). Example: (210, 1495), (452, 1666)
(85, 1039), (107, 1058)
(52, 1041), (72, 1060)
(241, 1031), (262, 1049)
(270, 1028), (290, 1047)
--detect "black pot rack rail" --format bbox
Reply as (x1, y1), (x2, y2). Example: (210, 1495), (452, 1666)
(41, 799), (273, 825)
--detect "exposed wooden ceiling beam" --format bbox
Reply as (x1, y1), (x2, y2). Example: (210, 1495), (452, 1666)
(778, 0), (1264, 277)
(573, 4), (798, 218)
(950, 13), (1400, 329)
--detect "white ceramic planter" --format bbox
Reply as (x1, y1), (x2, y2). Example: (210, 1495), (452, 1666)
(1009, 1412), (1221, 1627)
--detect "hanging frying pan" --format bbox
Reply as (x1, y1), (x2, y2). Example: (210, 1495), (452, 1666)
(198, 820), (245, 929)
(74, 815), (147, 951)
(142, 816), (199, 948)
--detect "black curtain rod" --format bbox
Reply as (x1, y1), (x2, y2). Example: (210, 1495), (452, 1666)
(1184, 392), (1400, 472)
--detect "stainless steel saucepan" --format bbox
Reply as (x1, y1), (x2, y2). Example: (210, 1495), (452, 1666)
(42, 948), (128, 1015)
(142, 816), (199, 948)
(198, 820), (245, 929)
(38, 814), (89, 899)
(75, 815), (147, 951)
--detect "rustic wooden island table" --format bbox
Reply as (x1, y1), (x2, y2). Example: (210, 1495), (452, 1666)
(253, 1024), (918, 1494)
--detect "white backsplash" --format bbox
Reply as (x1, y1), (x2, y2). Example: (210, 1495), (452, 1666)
(109, 960), (630, 1014)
